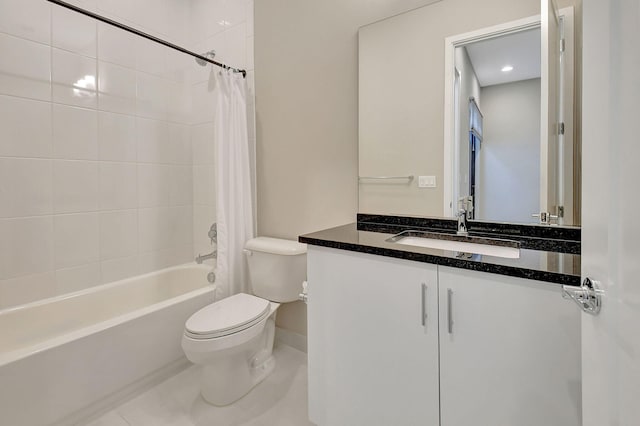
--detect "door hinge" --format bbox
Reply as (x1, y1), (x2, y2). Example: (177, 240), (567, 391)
(558, 206), (565, 218)
(560, 38), (565, 53)
(559, 122), (565, 135)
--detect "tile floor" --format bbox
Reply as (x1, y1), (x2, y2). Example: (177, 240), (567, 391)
(84, 345), (313, 426)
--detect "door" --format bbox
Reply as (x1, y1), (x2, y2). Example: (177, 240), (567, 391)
(438, 267), (581, 426)
(540, 0), (561, 221)
(468, 98), (483, 218)
(307, 247), (439, 426)
(581, 1), (640, 425)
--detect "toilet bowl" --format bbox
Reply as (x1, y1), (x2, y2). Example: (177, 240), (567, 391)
(182, 237), (307, 406)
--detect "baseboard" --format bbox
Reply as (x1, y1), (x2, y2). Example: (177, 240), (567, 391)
(275, 327), (307, 353)
(54, 357), (192, 426)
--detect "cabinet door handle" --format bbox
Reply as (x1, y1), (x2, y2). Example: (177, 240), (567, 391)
(447, 288), (454, 334)
(421, 283), (428, 326)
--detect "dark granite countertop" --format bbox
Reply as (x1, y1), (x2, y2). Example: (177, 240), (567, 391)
(299, 223), (581, 287)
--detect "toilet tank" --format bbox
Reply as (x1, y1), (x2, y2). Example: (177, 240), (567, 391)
(244, 237), (307, 303)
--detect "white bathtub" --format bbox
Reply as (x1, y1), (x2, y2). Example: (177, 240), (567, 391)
(0, 264), (214, 426)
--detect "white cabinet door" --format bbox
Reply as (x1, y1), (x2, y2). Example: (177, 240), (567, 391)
(438, 266), (581, 426)
(307, 246), (439, 426)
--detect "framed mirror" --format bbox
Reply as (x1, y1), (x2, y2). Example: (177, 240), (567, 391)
(358, 0), (580, 226)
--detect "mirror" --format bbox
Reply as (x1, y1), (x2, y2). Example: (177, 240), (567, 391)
(358, 0), (580, 226)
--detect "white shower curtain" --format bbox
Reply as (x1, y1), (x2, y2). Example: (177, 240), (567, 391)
(213, 69), (254, 299)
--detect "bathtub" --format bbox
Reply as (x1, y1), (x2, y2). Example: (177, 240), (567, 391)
(0, 264), (215, 426)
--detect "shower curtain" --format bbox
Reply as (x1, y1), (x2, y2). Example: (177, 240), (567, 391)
(213, 69), (254, 299)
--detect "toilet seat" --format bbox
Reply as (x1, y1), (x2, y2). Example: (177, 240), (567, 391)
(185, 293), (271, 340)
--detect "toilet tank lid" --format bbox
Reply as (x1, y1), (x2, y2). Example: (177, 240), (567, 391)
(245, 237), (307, 255)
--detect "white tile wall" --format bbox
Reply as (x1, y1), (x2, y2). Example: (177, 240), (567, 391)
(53, 213), (100, 269)
(0, 0), (254, 309)
(138, 164), (171, 208)
(97, 23), (136, 68)
(99, 162), (138, 210)
(0, 0), (51, 44)
(98, 111), (137, 162)
(168, 123), (192, 164)
(53, 160), (99, 213)
(0, 272), (56, 308)
(136, 72), (169, 120)
(135, 37), (168, 76)
(136, 117), (170, 163)
(0, 33), (51, 100)
(53, 105), (99, 160)
(55, 262), (100, 294)
(0, 96), (52, 157)
(98, 61), (137, 115)
(52, 5), (97, 57)
(0, 158), (53, 218)
(99, 210), (138, 260)
(100, 255), (138, 284)
(191, 123), (215, 163)
(52, 48), (98, 108)
(1, 217), (54, 280)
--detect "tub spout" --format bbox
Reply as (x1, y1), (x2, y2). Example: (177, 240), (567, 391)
(196, 251), (217, 264)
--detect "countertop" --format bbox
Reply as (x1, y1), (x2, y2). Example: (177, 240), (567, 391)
(299, 223), (581, 286)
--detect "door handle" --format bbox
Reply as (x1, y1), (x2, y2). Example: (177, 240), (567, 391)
(421, 283), (428, 326)
(532, 212), (559, 225)
(447, 288), (454, 334)
(562, 277), (603, 315)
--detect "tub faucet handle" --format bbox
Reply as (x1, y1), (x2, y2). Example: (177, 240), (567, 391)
(208, 223), (217, 244)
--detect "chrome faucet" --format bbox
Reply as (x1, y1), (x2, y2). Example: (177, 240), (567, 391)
(208, 223), (217, 244)
(457, 196), (473, 236)
(196, 223), (218, 264)
(196, 251), (217, 264)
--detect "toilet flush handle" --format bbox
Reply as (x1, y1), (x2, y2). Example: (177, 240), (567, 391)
(243, 249), (252, 256)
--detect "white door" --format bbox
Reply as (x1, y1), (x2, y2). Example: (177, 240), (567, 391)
(307, 247), (440, 426)
(581, 0), (640, 425)
(438, 267), (581, 426)
(540, 0), (561, 220)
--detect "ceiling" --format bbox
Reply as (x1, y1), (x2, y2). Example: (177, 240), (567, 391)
(464, 27), (541, 87)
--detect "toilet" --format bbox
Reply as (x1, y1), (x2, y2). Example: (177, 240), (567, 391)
(181, 237), (307, 406)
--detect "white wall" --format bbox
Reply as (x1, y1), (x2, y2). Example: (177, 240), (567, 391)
(358, 12), (445, 216)
(0, 0), (255, 309)
(256, 0), (448, 336)
(477, 78), (541, 223)
(256, 0), (555, 335)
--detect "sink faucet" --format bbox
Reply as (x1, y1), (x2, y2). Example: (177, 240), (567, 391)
(457, 196), (473, 236)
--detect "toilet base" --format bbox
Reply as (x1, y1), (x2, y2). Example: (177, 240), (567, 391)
(199, 315), (277, 406)
(200, 354), (276, 406)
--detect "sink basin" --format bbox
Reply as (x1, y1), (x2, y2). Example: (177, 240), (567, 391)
(388, 232), (521, 259)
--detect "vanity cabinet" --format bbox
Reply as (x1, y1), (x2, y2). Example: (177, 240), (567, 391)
(307, 246), (440, 426)
(438, 266), (581, 426)
(307, 246), (581, 426)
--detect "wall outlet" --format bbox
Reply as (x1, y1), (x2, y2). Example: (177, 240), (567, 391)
(418, 176), (436, 188)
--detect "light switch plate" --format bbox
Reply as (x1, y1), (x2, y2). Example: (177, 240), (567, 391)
(418, 176), (436, 188)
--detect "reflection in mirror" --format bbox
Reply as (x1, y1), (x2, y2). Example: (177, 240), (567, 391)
(358, 0), (581, 226)
(452, 28), (544, 225)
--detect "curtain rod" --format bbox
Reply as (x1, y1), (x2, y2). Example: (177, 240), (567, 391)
(46, 0), (247, 78)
